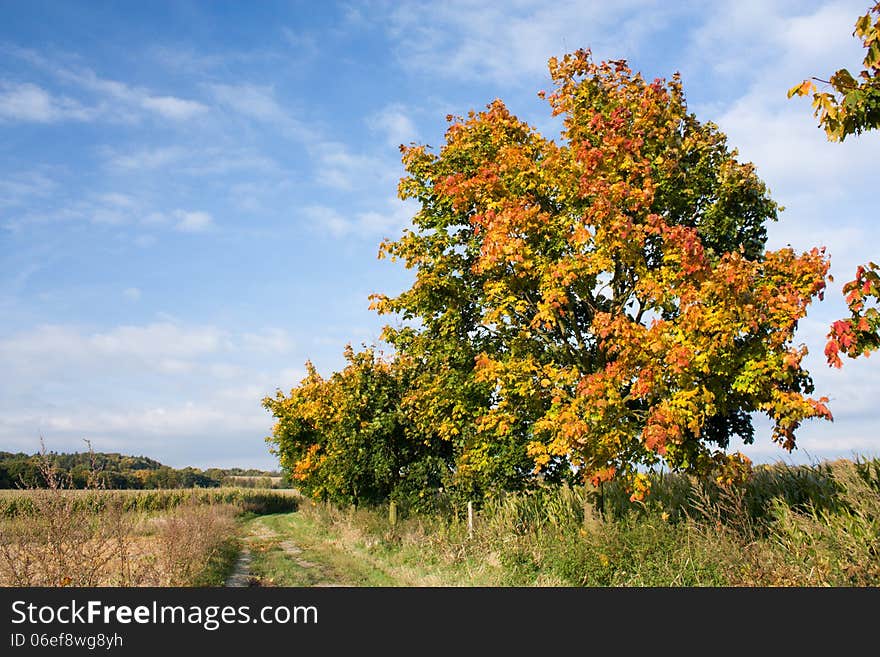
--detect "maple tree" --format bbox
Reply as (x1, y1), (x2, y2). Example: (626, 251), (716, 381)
(262, 346), (452, 508)
(372, 50), (834, 497)
(788, 2), (880, 141)
(268, 49), (869, 504)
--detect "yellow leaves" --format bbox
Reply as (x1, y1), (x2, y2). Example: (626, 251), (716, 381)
(788, 3), (880, 141)
(714, 452), (753, 487)
(787, 79), (816, 99)
(367, 293), (389, 313)
(629, 473), (651, 503)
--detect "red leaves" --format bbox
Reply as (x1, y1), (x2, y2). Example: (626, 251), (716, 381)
(832, 319), (856, 349)
(825, 339), (842, 368)
(826, 262), (880, 366)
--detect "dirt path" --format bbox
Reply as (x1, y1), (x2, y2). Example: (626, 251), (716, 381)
(225, 511), (398, 587)
(225, 515), (341, 587)
(224, 546), (255, 587)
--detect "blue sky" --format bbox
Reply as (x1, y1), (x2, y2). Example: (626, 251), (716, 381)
(1, 0), (878, 469)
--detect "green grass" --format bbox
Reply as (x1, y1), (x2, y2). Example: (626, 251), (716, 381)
(243, 506), (506, 586)
(246, 457), (880, 587)
(244, 512), (396, 586)
(191, 534), (242, 587)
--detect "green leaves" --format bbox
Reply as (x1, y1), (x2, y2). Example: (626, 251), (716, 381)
(373, 48), (831, 495)
(262, 347), (452, 510)
(789, 3), (880, 141)
(271, 46), (864, 506)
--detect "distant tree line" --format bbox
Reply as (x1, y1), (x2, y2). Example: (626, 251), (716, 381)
(0, 451), (287, 490)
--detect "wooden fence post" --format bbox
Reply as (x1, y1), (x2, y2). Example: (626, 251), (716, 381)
(467, 500), (474, 538)
(389, 500), (397, 528)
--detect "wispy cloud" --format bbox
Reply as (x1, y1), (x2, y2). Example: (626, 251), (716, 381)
(0, 321), (297, 464)
(0, 82), (94, 123)
(0, 323), (225, 377)
(369, 103), (419, 149)
(173, 210), (214, 233)
(123, 287), (141, 301)
(206, 82), (306, 138)
(6, 47), (208, 123)
(0, 321), (294, 378)
(140, 95), (206, 120)
(0, 170), (57, 208)
(310, 141), (389, 190)
(242, 328), (294, 354)
(304, 197), (416, 238)
(102, 145), (188, 171)
(385, 0), (671, 85)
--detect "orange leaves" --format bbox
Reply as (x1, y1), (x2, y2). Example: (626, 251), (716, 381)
(825, 262), (880, 367)
(787, 79), (817, 99)
(628, 473), (651, 502)
(589, 465), (617, 487)
(665, 344), (693, 375)
(831, 319), (857, 350)
(363, 48), (853, 503)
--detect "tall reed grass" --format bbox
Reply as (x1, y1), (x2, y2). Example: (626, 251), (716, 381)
(290, 457), (880, 586)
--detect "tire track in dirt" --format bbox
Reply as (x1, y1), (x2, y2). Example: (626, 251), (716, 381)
(225, 516), (336, 587)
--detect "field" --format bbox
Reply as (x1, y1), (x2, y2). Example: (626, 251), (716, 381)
(2, 457), (878, 587)
(0, 487), (299, 586)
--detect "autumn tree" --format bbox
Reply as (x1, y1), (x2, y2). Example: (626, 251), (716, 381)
(372, 50), (833, 497)
(262, 346), (453, 509)
(788, 2), (880, 141)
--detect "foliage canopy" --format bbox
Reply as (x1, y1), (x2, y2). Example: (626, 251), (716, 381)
(267, 49), (868, 505)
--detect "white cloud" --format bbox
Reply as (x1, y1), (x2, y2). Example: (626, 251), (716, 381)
(123, 287), (141, 301)
(310, 141), (388, 190)
(242, 328), (294, 354)
(277, 367), (306, 389)
(102, 144), (282, 178)
(303, 205), (351, 237)
(385, 0), (670, 85)
(303, 198), (417, 238)
(133, 234), (157, 248)
(369, 104), (419, 149)
(140, 95), (207, 120)
(0, 170), (56, 208)
(208, 83), (287, 121)
(0, 82), (93, 122)
(0, 319), (298, 467)
(63, 66), (206, 122)
(173, 210), (214, 232)
(3, 402), (267, 441)
(98, 192), (135, 207)
(104, 145), (188, 171)
(0, 323), (226, 381)
(206, 82), (307, 139)
(141, 211), (169, 226)
(7, 48), (208, 123)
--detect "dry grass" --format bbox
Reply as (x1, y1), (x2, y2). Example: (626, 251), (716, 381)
(0, 445), (244, 587)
